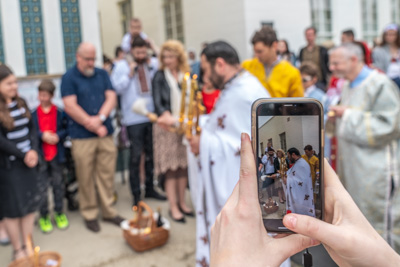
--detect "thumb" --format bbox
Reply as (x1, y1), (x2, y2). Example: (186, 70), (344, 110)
(283, 214), (339, 248)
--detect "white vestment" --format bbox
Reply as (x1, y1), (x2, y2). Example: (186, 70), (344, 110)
(337, 70), (400, 252)
(195, 71), (269, 266)
(286, 158), (315, 217)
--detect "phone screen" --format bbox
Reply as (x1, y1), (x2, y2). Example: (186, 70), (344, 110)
(253, 99), (324, 232)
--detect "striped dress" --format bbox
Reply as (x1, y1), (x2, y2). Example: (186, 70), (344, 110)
(0, 100), (43, 218)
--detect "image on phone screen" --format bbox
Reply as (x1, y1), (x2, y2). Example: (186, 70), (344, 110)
(254, 100), (323, 232)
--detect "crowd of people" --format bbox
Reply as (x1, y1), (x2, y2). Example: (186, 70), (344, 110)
(0, 16), (399, 267)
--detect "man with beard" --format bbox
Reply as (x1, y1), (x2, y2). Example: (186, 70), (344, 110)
(286, 148), (315, 217)
(61, 42), (125, 232)
(330, 43), (400, 252)
(111, 37), (166, 206)
(189, 41), (269, 266)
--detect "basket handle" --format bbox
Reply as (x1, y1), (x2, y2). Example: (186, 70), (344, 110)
(137, 201), (156, 230)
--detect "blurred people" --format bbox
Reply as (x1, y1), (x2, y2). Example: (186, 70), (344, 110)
(61, 42), (124, 233)
(242, 26), (304, 97)
(261, 147), (276, 198)
(330, 43), (400, 252)
(299, 62), (326, 106)
(111, 36), (166, 206)
(32, 80), (69, 233)
(372, 24), (400, 88)
(152, 40), (193, 223)
(201, 72), (220, 114)
(114, 46), (125, 62)
(277, 39), (296, 65)
(188, 40), (269, 266)
(302, 145), (319, 188)
(274, 149), (288, 203)
(120, 18), (158, 56)
(286, 147), (315, 217)
(210, 134), (400, 267)
(341, 29), (372, 65)
(0, 64), (41, 260)
(188, 49), (201, 77)
(102, 54), (113, 74)
(298, 26), (330, 88)
(0, 220), (10, 245)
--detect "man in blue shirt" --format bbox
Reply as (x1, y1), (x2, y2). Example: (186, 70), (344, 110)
(61, 42), (124, 233)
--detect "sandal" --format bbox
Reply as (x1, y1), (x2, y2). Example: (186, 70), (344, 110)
(12, 245), (27, 261)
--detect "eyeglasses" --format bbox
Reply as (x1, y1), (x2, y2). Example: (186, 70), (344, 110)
(81, 56), (96, 62)
(301, 76), (313, 83)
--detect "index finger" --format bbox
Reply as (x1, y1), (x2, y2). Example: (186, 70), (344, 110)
(238, 133), (259, 207)
(323, 158), (344, 189)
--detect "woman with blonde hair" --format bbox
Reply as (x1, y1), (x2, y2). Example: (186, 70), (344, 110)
(152, 40), (193, 223)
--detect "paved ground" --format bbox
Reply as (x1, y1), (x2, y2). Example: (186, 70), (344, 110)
(0, 171), (196, 267)
(1, 170), (338, 267)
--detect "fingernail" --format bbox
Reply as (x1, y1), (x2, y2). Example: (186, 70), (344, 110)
(285, 214), (297, 228)
(241, 133), (246, 141)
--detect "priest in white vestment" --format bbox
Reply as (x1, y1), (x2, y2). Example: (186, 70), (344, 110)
(330, 43), (400, 252)
(286, 148), (315, 217)
(189, 41), (269, 266)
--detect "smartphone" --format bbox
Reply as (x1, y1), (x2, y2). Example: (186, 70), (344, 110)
(251, 98), (324, 233)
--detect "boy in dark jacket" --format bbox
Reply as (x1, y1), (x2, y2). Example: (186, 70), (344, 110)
(32, 80), (69, 233)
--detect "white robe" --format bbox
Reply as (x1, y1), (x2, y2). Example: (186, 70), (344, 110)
(337, 70), (400, 252)
(195, 71), (269, 266)
(286, 158), (315, 217)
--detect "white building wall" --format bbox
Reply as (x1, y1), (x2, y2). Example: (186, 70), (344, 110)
(79, 0), (103, 67)
(243, 0), (312, 59)
(331, 0), (362, 45)
(377, 0), (392, 35)
(258, 116), (319, 157)
(98, 0), (125, 58)
(182, 0), (247, 60)
(42, 0), (65, 74)
(1, 0), (26, 76)
(301, 116), (320, 155)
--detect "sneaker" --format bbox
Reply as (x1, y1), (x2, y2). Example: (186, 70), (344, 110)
(54, 213), (69, 230)
(38, 215), (53, 233)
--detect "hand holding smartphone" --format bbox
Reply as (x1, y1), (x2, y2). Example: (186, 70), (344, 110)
(251, 98), (324, 232)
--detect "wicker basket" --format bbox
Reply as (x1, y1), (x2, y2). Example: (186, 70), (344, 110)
(122, 201), (169, 252)
(8, 251), (62, 267)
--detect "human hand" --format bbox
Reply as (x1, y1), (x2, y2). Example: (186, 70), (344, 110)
(43, 132), (59, 145)
(24, 150), (38, 168)
(258, 163), (263, 172)
(85, 116), (103, 132)
(157, 111), (176, 131)
(210, 133), (318, 267)
(42, 131), (53, 144)
(96, 125), (108, 137)
(282, 159), (400, 267)
(129, 61), (138, 77)
(329, 105), (347, 118)
(188, 135), (200, 155)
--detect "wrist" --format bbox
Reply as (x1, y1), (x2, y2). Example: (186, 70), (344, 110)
(99, 113), (107, 123)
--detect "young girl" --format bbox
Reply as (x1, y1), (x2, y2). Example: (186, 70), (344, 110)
(0, 64), (42, 260)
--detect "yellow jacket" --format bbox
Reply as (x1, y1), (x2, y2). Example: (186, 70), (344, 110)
(242, 58), (304, 97)
(302, 154), (319, 186)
